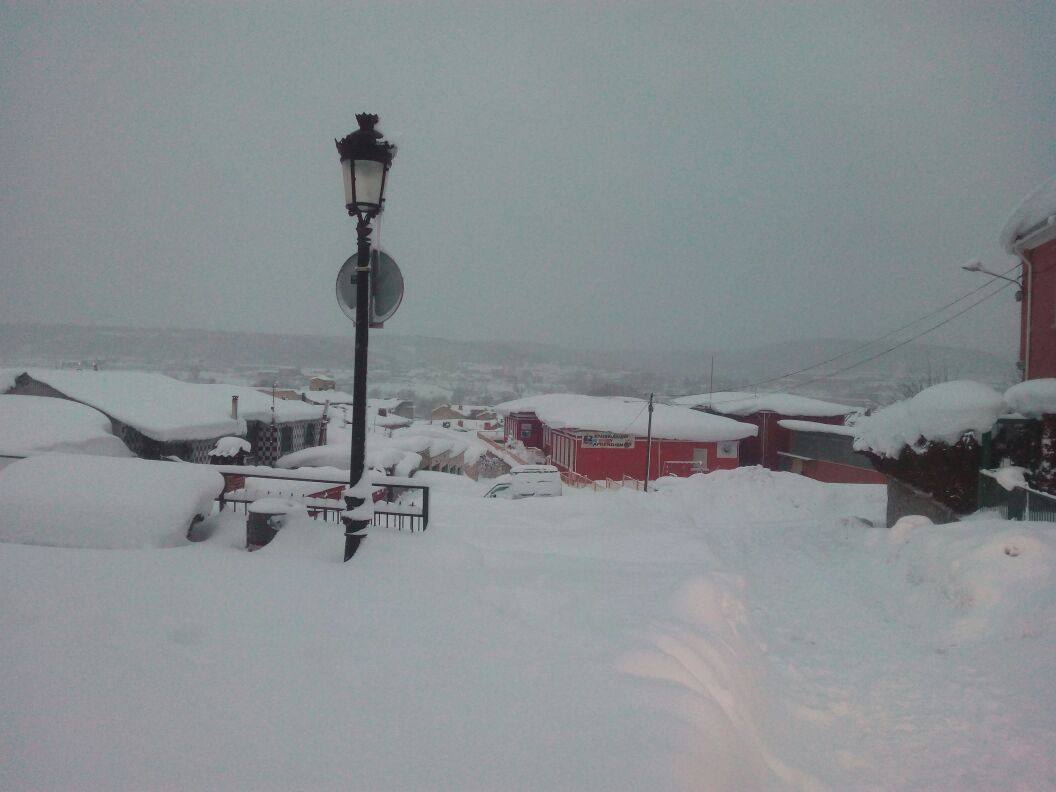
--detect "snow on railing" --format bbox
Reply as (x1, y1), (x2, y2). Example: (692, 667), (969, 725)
(978, 468), (1056, 522)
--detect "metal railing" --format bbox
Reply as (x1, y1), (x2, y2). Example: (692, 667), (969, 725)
(217, 470), (430, 531)
(978, 469), (1056, 521)
(559, 469), (599, 490)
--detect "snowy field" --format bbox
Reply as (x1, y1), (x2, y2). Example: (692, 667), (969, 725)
(2, 468), (1054, 790)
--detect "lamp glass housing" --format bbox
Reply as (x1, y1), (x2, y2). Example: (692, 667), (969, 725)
(342, 158), (387, 214)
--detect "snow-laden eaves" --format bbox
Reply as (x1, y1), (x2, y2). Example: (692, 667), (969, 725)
(496, 393), (757, 442)
(673, 391), (856, 418)
(1004, 378), (1056, 419)
(0, 395), (134, 458)
(1000, 173), (1056, 253)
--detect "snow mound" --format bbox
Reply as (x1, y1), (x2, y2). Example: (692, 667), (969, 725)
(851, 380), (1005, 457)
(1000, 172), (1056, 253)
(656, 465), (858, 523)
(497, 393), (757, 441)
(0, 395), (133, 458)
(0, 454), (223, 549)
(886, 518), (1056, 642)
(1005, 378), (1056, 419)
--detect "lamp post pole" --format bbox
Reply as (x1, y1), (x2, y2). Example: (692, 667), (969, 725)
(335, 114), (396, 562)
(345, 217), (373, 559)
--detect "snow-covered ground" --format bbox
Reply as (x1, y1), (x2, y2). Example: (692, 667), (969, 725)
(1, 468), (1053, 790)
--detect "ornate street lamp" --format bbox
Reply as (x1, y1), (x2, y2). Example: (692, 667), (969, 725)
(335, 113), (396, 561)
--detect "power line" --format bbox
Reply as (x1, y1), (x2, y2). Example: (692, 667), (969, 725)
(732, 263), (1020, 393)
(684, 265), (1020, 408)
(770, 280), (1015, 394)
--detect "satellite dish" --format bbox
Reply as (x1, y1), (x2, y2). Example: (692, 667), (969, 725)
(336, 249), (405, 328)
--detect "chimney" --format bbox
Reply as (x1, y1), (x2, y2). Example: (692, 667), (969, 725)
(231, 395), (239, 420)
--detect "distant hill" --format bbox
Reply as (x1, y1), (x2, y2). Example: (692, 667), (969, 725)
(0, 322), (1018, 409)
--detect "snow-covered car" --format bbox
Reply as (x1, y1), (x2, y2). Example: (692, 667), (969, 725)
(484, 464), (563, 499)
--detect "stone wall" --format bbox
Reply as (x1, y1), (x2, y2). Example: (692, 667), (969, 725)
(886, 478), (960, 528)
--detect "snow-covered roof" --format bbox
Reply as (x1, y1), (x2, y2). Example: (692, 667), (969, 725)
(0, 395), (134, 458)
(778, 419), (857, 437)
(496, 394), (757, 442)
(673, 391), (856, 418)
(301, 389), (356, 404)
(0, 453), (222, 549)
(18, 370), (322, 442)
(1004, 378), (1056, 419)
(1000, 173), (1056, 253)
(850, 380), (1006, 457)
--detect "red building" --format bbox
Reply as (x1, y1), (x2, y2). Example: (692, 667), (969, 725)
(776, 420), (887, 485)
(1002, 174), (1056, 380)
(674, 392), (856, 470)
(498, 394), (756, 482)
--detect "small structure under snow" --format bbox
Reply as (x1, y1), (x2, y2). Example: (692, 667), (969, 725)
(0, 395), (133, 466)
(674, 391), (857, 470)
(497, 394), (756, 481)
(7, 369), (325, 465)
(0, 453), (223, 549)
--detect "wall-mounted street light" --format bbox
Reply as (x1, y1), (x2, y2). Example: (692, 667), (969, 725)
(961, 259), (1022, 288)
(335, 113), (396, 562)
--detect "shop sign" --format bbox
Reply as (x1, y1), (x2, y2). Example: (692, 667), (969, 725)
(579, 432), (634, 449)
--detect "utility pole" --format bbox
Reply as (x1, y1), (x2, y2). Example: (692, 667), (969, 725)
(709, 355), (714, 396)
(643, 392), (654, 492)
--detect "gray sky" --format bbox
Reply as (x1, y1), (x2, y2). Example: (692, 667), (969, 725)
(1, 2), (1053, 355)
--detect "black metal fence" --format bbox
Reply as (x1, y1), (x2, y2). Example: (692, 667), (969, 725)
(217, 471), (430, 531)
(978, 470), (1056, 521)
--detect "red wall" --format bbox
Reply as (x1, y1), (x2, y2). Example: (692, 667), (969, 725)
(547, 432), (739, 481)
(794, 458), (887, 485)
(709, 410), (846, 470)
(1021, 237), (1056, 379)
(504, 412), (544, 450)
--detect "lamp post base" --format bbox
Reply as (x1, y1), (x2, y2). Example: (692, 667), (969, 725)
(342, 520), (368, 562)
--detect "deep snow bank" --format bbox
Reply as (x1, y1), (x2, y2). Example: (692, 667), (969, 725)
(886, 515), (1056, 643)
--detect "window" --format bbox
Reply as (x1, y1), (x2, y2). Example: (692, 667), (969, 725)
(304, 423), (316, 446)
(281, 426), (293, 453)
(520, 424), (533, 439)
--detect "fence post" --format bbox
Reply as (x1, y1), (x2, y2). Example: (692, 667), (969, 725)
(422, 486), (430, 531)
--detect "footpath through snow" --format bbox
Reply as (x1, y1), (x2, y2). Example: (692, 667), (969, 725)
(1, 468), (1053, 790)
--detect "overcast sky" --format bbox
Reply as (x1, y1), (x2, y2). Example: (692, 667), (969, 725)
(1, 2), (1053, 355)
